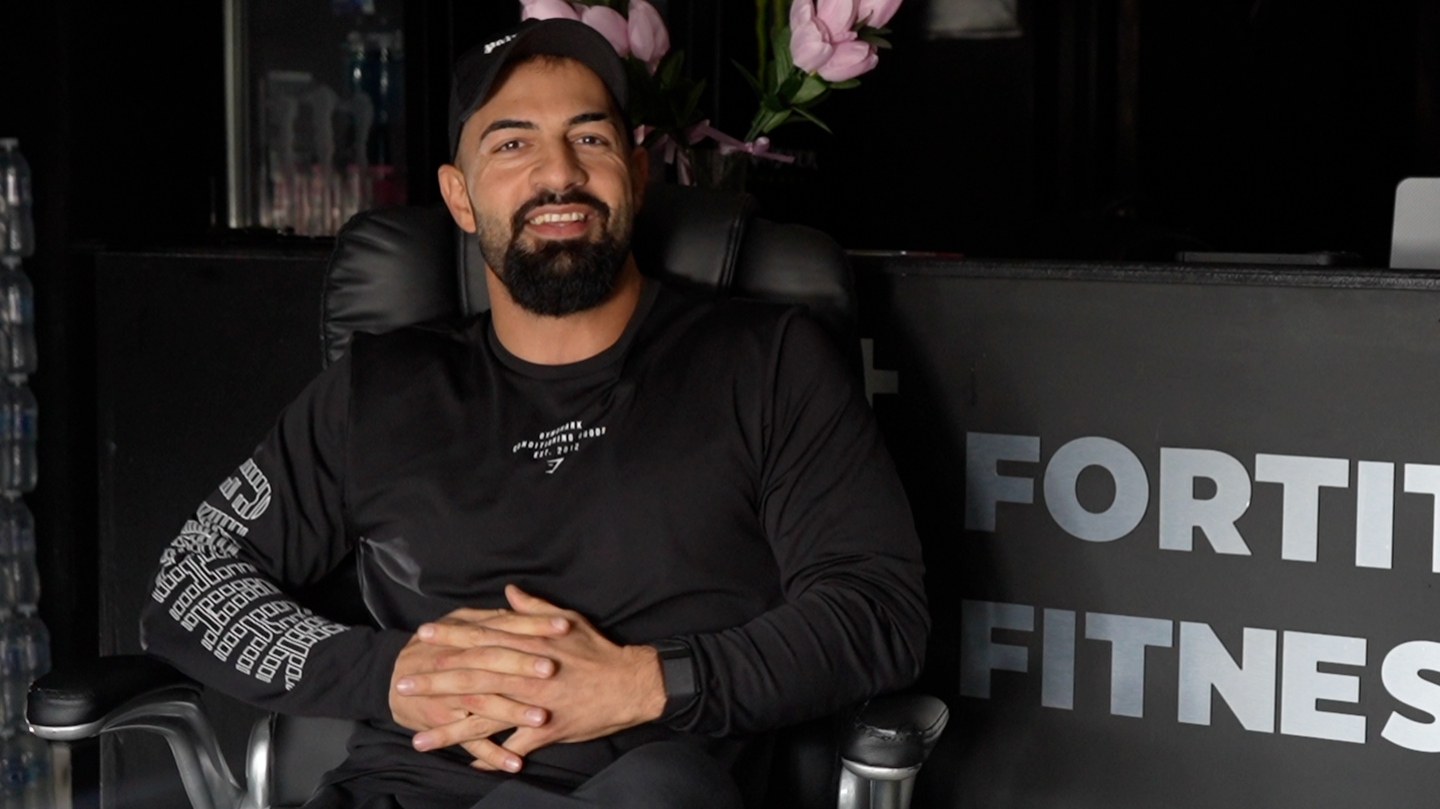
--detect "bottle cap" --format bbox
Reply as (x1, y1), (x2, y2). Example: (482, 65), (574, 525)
(0, 139), (15, 149)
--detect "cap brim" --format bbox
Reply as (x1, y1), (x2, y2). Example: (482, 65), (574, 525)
(449, 19), (630, 158)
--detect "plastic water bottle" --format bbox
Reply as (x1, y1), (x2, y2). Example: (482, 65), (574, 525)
(14, 731), (48, 809)
(0, 614), (44, 735)
(14, 611), (46, 684)
(0, 502), (36, 612)
(0, 620), (22, 732)
(0, 729), (23, 809)
(0, 264), (36, 378)
(0, 142), (34, 261)
(0, 384), (35, 495)
(0, 729), (48, 809)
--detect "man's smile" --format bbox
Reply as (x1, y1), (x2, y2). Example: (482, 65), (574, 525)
(512, 197), (607, 240)
(517, 202), (604, 240)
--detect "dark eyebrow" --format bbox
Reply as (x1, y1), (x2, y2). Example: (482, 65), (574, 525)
(479, 118), (537, 142)
(568, 111), (613, 127)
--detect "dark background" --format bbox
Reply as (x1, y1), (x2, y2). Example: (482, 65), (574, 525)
(1, 0), (1439, 803)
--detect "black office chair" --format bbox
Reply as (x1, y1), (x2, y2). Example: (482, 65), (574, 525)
(27, 184), (947, 809)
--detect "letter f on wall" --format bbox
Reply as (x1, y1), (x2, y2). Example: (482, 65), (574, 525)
(966, 433), (1041, 531)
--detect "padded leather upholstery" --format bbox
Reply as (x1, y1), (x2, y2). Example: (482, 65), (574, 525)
(270, 716), (360, 808)
(321, 184), (857, 370)
(840, 695), (949, 770)
(27, 655), (199, 729)
(322, 205), (467, 367)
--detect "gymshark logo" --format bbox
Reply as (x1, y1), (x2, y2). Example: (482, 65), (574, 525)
(512, 420), (607, 473)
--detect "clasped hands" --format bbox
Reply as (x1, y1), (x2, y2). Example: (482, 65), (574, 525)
(388, 584), (667, 772)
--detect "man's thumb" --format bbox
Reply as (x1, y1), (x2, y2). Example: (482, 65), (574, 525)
(505, 583), (558, 612)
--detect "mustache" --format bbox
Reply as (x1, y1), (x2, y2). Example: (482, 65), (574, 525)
(511, 190), (613, 233)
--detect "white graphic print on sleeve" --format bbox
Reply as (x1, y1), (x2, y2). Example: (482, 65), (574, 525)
(151, 478), (346, 690)
(219, 458), (272, 521)
(512, 420), (607, 474)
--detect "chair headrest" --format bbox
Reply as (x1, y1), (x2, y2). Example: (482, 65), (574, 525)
(323, 185), (761, 365)
(323, 184), (855, 371)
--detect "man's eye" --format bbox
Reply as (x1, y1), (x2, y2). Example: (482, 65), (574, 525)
(497, 139), (523, 152)
(576, 134), (607, 146)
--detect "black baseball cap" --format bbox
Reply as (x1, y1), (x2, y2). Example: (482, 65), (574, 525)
(448, 18), (630, 159)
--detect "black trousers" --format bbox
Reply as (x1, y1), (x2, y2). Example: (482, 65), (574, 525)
(306, 742), (746, 809)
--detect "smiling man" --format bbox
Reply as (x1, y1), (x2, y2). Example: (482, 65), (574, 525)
(140, 18), (927, 809)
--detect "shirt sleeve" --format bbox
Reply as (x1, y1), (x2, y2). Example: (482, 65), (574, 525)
(139, 354), (411, 722)
(666, 311), (930, 735)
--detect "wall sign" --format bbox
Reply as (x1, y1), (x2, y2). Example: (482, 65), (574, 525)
(858, 259), (1440, 807)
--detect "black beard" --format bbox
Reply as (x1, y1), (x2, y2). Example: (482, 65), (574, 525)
(488, 191), (632, 317)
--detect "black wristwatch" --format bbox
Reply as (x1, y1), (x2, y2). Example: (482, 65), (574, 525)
(650, 639), (698, 720)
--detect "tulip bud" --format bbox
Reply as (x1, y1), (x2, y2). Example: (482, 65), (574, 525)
(628, 0), (671, 71)
(789, 0), (837, 74)
(815, 0), (859, 35)
(856, 0), (903, 28)
(520, 0), (581, 22)
(580, 4), (631, 57)
(817, 39), (878, 82)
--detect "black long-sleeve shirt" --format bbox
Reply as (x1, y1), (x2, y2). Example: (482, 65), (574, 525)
(140, 281), (927, 806)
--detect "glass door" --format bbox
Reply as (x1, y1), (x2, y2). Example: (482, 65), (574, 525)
(225, 0), (406, 234)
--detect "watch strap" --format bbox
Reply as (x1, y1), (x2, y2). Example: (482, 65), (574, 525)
(651, 639), (698, 721)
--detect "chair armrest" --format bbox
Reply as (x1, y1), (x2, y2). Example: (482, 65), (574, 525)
(28, 654), (199, 739)
(840, 694), (949, 771)
(28, 656), (244, 809)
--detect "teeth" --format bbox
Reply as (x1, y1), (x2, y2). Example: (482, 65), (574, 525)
(529, 212), (586, 225)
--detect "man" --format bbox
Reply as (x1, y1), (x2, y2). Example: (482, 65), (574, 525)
(141, 18), (927, 809)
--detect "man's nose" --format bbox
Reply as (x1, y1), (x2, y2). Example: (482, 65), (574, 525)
(530, 140), (588, 194)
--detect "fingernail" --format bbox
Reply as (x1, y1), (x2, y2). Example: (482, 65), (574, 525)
(418, 625), (435, 639)
(551, 617), (568, 630)
(535, 658), (554, 675)
(413, 734), (433, 751)
(396, 678), (414, 694)
(525, 708), (546, 724)
(504, 756), (522, 772)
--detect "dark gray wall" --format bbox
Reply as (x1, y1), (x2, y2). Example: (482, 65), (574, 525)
(96, 248), (329, 808)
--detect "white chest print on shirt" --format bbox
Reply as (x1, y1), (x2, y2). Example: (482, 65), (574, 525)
(512, 419), (608, 474)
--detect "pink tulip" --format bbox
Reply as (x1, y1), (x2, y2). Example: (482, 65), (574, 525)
(791, 0), (880, 82)
(520, 0), (580, 22)
(627, 0), (671, 71)
(856, 0), (903, 28)
(815, 0), (859, 35)
(579, 4), (631, 56)
(789, 0), (836, 74)
(817, 38), (878, 81)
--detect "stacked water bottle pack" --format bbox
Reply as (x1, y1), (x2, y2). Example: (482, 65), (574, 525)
(0, 139), (55, 808)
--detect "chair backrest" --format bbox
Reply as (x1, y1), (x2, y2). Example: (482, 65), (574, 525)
(275, 185), (860, 808)
(321, 183), (858, 369)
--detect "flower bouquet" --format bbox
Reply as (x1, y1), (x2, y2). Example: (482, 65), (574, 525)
(519, 0), (904, 185)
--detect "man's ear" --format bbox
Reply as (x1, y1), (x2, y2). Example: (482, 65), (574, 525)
(629, 144), (649, 210)
(437, 163), (478, 233)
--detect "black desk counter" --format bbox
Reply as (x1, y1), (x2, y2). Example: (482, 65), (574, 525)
(90, 248), (1440, 807)
(854, 255), (1440, 807)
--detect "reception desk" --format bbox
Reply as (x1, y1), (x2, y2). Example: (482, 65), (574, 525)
(855, 255), (1440, 807)
(92, 248), (1440, 807)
